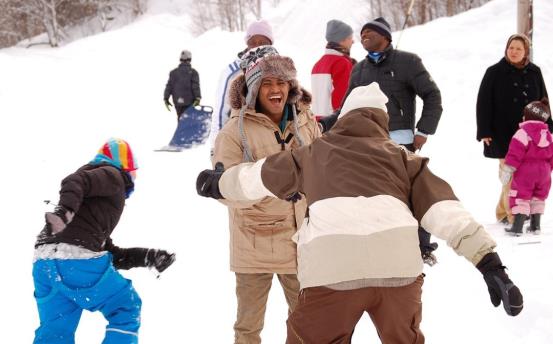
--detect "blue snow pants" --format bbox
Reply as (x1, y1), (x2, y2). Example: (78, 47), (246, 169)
(32, 254), (142, 344)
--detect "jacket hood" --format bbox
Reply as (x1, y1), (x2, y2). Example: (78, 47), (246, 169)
(229, 73), (311, 110)
(332, 107), (389, 138)
(520, 121), (552, 148)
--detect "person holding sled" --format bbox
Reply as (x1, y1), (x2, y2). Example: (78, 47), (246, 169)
(197, 83), (523, 343)
(502, 98), (552, 236)
(33, 138), (176, 343)
(164, 49), (202, 119)
(210, 46), (320, 343)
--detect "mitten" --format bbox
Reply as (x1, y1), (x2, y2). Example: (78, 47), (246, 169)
(146, 249), (176, 273)
(477, 252), (523, 316)
(45, 205), (74, 234)
(164, 99), (172, 111)
(196, 162), (225, 199)
(499, 165), (515, 185)
(192, 98), (201, 107)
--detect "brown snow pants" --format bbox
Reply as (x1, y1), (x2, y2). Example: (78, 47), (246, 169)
(234, 273), (299, 344)
(286, 275), (424, 344)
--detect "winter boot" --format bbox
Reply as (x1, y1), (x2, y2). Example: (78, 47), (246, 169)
(527, 214), (541, 235)
(505, 214), (525, 236)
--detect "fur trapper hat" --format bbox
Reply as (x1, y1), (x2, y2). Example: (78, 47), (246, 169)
(237, 46), (301, 110)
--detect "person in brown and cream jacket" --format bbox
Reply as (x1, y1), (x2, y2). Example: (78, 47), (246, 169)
(210, 45), (320, 344)
(199, 83), (523, 343)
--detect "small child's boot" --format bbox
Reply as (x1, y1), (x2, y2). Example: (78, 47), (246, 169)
(527, 214), (541, 235)
(505, 214), (525, 236)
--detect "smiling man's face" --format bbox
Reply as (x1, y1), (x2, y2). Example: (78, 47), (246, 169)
(257, 77), (290, 124)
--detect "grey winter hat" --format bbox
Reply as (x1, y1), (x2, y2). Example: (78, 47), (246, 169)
(361, 17), (392, 42)
(325, 19), (353, 43)
(180, 50), (192, 61)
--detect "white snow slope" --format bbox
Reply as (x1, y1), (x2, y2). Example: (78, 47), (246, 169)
(1, 0), (552, 342)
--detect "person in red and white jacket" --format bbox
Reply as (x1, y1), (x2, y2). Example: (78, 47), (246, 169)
(311, 19), (355, 120)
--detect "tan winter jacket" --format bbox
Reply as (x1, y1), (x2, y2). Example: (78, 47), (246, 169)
(218, 107), (497, 289)
(212, 89), (320, 274)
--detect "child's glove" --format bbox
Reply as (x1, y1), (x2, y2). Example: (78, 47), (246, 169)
(45, 205), (74, 234)
(477, 252), (523, 316)
(146, 249), (176, 273)
(499, 165), (515, 185)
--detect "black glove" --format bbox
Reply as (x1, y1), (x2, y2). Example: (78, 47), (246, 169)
(318, 112), (339, 133)
(286, 192), (302, 203)
(45, 205), (74, 234)
(196, 162), (225, 199)
(477, 252), (523, 316)
(164, 99), (172, 111)
(146, 249), (176, 273)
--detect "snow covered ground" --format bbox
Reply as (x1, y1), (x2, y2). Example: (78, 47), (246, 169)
(1, 0), (552, 342)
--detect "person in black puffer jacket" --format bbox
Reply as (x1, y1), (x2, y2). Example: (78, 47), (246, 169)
(321, 17), (443, 265)
(33, 138), (175, 343)
(163, 49), (202, 119)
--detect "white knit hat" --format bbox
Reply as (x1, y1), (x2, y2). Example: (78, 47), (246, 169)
(245, 20), (274, 45)
(338, 82), (388, 119)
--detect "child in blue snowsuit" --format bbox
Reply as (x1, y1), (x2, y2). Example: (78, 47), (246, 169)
(33, 138), (176, 344)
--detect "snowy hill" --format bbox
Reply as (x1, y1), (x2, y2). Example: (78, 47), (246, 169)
(1, 0), (552, 342)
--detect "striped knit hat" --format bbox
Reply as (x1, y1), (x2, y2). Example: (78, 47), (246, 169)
(524, 98), (551, 122)
(90, 138), (138, 171)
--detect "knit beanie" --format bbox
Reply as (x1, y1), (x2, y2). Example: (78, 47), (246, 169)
(524, 98), (551, 122)
(239, 45), (299, 109)
(245, 19), (274, 45)
(90, 138), (138, 172)
(338, 82), (389, 119)
(234, 47), (304, 161)
(326, 19), (353, 43)
(361, 17), (392, 42)
(180, 50), (192, 61)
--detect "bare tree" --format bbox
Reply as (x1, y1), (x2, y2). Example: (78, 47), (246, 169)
(364, 0), (491, 30)
(0, 0), (144, 48)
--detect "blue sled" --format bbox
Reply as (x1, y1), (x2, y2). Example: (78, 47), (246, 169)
(163, 105), (213, 150)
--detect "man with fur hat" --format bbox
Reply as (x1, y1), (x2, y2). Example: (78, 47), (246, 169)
(164, 49), (201, 119)
(197, 83), (523, 343)
(33, 138), (175, 343)
(208, 19), (274, 153)
(208, 46), (320, 343)
(311, 19), (355, 120)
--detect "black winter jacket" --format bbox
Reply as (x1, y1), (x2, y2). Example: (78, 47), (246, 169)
(345, 45), (442, 135)
(164, 61), (201, 107)
(35, 164), (150, 270)
(476, 58), (550, 158)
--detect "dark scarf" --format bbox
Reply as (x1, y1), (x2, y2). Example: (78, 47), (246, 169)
(326, 42), (357, 65)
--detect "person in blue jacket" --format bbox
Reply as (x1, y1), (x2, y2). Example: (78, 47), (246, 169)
(33, 138), (175, 344)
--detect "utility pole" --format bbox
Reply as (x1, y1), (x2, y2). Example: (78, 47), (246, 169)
(517, 0), (533, 59)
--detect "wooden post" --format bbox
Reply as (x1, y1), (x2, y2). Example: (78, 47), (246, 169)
(517, 0), (533, 59)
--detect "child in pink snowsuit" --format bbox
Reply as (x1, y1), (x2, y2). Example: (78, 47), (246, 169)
(502, 98), (552, 235)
